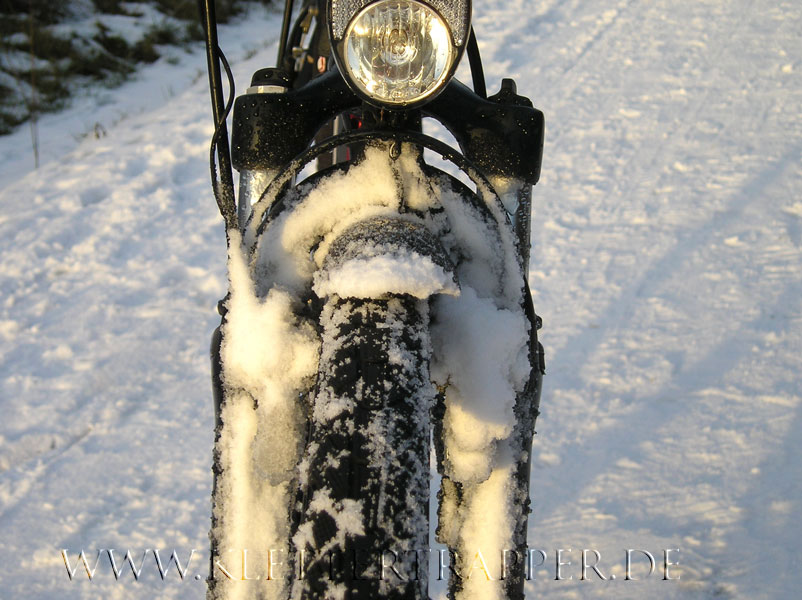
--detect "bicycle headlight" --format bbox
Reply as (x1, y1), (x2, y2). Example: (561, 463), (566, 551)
(330, 0), (471, 107)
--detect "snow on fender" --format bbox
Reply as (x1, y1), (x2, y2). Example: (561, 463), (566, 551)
(313, 217), (460, 299)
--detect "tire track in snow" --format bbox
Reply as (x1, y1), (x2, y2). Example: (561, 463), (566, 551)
(559, 0), (637, 76)
(521, 1), (802, 597)
(551, 139), (802, 387)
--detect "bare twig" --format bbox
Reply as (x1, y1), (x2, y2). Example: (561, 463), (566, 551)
(28, 0), (39, 169)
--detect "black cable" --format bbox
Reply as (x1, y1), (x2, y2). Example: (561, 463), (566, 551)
(198, 0), (237, 233)
(467, 26), (487, 99)
(209, 46), (237, 232)
(277, 0), (295, 68)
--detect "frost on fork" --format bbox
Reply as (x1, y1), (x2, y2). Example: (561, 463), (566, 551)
(209, 148), (537, 600)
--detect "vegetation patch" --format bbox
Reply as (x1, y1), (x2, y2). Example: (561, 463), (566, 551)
(0, 0), (265, 135)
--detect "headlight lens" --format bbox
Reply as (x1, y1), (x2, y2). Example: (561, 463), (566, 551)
(343, 0), (455, 106)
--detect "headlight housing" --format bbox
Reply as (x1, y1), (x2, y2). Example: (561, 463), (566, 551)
(330, 0), (471, 108)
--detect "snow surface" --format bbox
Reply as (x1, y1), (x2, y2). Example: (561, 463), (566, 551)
(1, 0), (801, 598)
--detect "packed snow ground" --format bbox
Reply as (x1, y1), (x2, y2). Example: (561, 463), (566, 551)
(0, 0), (800, 598)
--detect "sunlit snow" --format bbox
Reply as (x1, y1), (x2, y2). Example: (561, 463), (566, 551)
(1, 0), (801, 599)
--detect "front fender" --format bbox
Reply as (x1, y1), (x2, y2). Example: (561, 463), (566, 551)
(313, 217), (459, 300)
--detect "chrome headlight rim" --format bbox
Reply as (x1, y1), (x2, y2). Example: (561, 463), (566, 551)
(330, 0), (470, 109)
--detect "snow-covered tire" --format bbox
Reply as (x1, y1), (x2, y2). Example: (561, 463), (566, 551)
(291, 295), (434, 600)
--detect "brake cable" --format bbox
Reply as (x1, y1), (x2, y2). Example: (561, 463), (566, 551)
(467, 26), (487, 99)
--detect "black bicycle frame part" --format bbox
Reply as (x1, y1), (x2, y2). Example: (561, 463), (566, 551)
(230, 71), (542, 183)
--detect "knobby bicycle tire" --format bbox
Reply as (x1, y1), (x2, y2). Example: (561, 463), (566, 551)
(291, 295), (434, 600)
